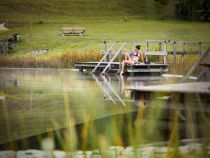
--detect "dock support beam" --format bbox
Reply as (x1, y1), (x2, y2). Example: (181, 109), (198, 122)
(104, 41), (107, 62)
(163, 42), (167, 64)
(159, 42), (162, 63)
(173, 41), (176, 64)
(198, 41), (202, 55)
(146, 42), (149, 62)
(180, 47), (210, 83)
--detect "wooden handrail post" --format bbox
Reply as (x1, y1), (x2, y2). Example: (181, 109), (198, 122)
(104, 41), (107, 62)
(173, 41), (176, 64)
(146, 41), (149, 62)
(198, 41), (202, 55)
(159, 42), (162, 63)
(119, 50), (122, 73)
(183, 43), (186, 55)
(163, 42), (167, 64)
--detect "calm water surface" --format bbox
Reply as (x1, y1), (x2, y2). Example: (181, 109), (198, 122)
(0, 68), (209, 150)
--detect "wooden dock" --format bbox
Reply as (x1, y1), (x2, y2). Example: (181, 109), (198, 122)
(75, 62), (168, 74)
(74, 40), (203, 75)
(126, 82), (210, 94)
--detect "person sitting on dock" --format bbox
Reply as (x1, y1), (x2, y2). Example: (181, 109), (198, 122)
(120, 45), (144, 75)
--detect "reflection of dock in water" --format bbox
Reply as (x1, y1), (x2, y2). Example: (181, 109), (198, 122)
(91, 75), (166, 106)
(83, 72), (208, 144)
(124, 48), (210, 144)
(91, 74), (126, 106)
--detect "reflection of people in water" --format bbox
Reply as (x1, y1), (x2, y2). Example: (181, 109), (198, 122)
(119, 76), (145, 129)
(120, 45), (144, 76)
(120, 76), (145, 108)
(119, 75), (130, 98)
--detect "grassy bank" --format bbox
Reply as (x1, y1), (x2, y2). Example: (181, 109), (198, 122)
(0, 0), (164, 22)
(4, 19), (210, 56)
(0, 53), (201, 75)
(1, 1), (210, 70)
(0, 49), (101, 68)
(1, 17), (209, 75)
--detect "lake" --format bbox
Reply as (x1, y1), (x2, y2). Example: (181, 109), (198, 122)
(0, 68), (209, 155)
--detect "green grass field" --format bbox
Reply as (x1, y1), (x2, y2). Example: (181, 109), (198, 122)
(0, 0), (163, 22)
(5, 19), (210, 56)
(0, 0), (210, 69)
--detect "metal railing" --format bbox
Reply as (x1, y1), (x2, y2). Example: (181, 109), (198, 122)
(90, 40), (202, 75)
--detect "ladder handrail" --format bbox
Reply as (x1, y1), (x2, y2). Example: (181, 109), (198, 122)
(91, 74), (116, 104)
(101, 43), (126, 75)
(90, 43), (116, 74)
(101, 75), (126, 106)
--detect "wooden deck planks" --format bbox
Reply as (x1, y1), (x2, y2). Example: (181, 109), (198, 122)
(126, 82), (210, 94)
(75, 62), (168, 74)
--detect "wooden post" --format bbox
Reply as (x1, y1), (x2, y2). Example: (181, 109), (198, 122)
(183, 43), (186, 55)
(173, 41), (176, 64)
(109, 42), (112, 62)
(163, 42), (167, 64)
(2, 42), (5, 54)
(198, 42), (202, 55)
(119, 50), (122, 73)
(146, 41), (149, 62)
(159, 42), (162, 63)
(104, 41), (107, 62)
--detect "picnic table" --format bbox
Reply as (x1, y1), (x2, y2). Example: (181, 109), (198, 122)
(60, 27), (86, 36)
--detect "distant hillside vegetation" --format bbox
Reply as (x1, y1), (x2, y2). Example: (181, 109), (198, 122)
(0, 0), (164, 21)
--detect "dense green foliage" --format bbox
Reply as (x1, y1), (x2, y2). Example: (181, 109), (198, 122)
(0, 0), (164, 21)
(175, 0), (210, 21)
(0, 0), (209, 22)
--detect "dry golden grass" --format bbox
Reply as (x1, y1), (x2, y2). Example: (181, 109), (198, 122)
(167, 54), (200, 75)
(0, 49), (101, 68)
(0, 49), (202, 76)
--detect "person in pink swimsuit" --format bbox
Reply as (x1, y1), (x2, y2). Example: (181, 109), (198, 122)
(120, 45), (144, 75)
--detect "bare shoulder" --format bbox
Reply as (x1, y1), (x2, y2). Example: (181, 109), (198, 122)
(139, 50), (143, 54)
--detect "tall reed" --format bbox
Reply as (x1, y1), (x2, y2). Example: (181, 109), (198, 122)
(0, 49), (101, 68)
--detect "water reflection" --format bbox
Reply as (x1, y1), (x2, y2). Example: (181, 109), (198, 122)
(91, 74), (171, 107)
(0, 68), (209, 157)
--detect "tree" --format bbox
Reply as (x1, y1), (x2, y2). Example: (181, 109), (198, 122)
(175, 0), (210, 21)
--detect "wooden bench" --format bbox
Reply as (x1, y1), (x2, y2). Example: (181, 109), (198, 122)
(60, 27), (86, 36)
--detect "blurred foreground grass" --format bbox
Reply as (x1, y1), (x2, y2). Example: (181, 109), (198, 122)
(0, 69), (209, 157)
